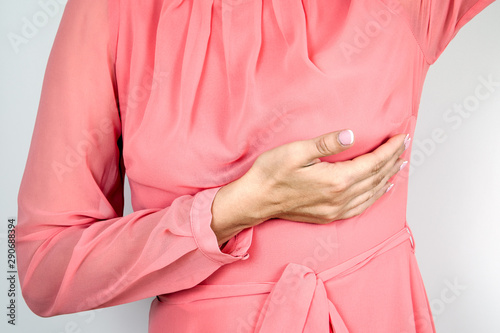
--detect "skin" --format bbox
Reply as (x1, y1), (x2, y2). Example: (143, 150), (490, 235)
(210, 130), (409, 247)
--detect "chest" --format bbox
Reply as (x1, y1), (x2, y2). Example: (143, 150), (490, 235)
(117, 0), (425, 204)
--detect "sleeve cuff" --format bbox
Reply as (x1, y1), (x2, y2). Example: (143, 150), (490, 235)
(190, 187), (253, 265)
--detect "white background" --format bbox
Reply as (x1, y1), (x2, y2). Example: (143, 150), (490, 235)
(1, 1), (499, 332)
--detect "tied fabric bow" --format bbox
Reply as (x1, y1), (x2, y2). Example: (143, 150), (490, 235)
(254, 227), (414, 332)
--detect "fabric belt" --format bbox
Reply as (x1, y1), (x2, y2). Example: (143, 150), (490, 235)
(158, 224), (415, 332)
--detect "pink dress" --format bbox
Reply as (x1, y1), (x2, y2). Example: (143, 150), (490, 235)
(16, 0), (496, 332)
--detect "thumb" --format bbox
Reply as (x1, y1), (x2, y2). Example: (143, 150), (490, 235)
(304, 129), (354, 165)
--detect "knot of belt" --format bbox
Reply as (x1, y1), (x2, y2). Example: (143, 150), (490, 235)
(254, 226), (414, 332)
(160, 226), (415, 333)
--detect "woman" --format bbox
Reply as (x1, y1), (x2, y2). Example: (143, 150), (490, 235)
(16, 0), (497, 332)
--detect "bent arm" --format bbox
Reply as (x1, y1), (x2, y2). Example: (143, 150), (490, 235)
(16, 0), (252, 317)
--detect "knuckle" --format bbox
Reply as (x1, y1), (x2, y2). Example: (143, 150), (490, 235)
(370, 159), (385, 175)
(393, 160), (404, 175)
(318, 206), (340, 222)
(330, 178), (349, 192)
(367, 188), (378, 201)
(371, 173), (385, 188)
(315, 136), (333, 156)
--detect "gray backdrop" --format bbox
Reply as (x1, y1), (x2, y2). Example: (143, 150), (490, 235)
(1, 1), (499, 332)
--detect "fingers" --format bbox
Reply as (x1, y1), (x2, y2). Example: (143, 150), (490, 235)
(340, 157), (406, 213)
(343, 151), (406, 200)
(329, 133), (409, 220)
(340, 133), (408, 185)
(261, 131), (410, 225)
(337, 182), (392, 220)
(302, 129), (355, 165)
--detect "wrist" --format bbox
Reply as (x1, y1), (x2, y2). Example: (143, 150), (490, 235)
(228, 170), (276, 225)
(210, 174), (270, 246)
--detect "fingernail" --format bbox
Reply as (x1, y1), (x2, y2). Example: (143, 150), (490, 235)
(399, 161), (408, 171)
(404, 134), (411, 151)
(385, 183), (394, 193)
(338, 130), (354, 146)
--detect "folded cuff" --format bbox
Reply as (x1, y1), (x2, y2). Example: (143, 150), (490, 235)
(190, 186), (253, 265)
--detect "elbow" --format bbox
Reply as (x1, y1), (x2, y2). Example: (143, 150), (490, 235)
(21, 288), (59, 318)
(17, 256), (64, 318)
(16, 239), (64, 317)
(17, 258), (61, 318)
(15, 217), (81, 317)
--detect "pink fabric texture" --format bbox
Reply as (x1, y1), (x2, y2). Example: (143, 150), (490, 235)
(16, 0), (495, 332)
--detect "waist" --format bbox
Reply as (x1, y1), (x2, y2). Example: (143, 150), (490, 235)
(157, 223), (415, 305)
(203, 193), (409, 285)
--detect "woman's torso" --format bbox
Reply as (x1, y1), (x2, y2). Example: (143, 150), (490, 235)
(117, 0), (425, 285)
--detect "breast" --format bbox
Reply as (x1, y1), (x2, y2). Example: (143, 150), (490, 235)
(117, 0), (420, 278)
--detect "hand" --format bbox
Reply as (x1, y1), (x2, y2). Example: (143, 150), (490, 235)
(211, 130), (409, 245)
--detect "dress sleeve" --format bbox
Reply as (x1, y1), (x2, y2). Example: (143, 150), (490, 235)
(16, 0), (253, 318)
(394, 0), (496, 64)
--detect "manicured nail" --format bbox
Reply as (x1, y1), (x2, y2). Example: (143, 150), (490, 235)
(385, 183), (394, 193)
(338, 130), (354, 146)
(399, 161), (408, 171)
(404, 134), (411, 151)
